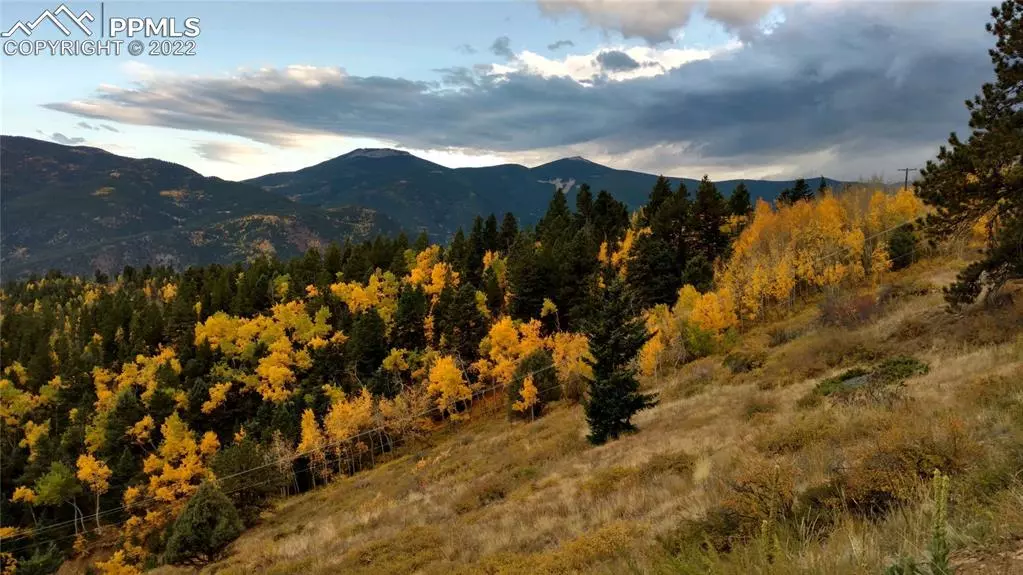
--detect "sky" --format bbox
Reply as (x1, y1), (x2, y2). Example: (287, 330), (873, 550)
(0, 0), (998, 182)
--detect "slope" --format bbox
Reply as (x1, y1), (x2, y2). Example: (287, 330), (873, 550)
(145, 258), (1023, 575)
(0, 136), (398, 277)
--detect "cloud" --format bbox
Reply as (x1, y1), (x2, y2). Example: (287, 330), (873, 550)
(595, 50), (641, 72)
(455, 43), (477, 54)
(43, 3), (995, 179)
(100, 124), (120, 132)
(77, 121), (98, 130)
(489, 35), (514, 59)
(537, 0), (788, 43)
(47, 132), (87, 146)
(192, 140), (265, 163)
(547, 39), (575, 50)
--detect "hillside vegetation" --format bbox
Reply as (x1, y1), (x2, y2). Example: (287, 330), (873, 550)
(150, 255), (1023, 575)
(2, 2), (1021, 575)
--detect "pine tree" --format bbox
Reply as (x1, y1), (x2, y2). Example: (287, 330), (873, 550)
(817, 176), (830, 198)
(484, 214), (500, 253)
(917, 0), (1023, 308)
(627, 234), (680, 309)
(582, 271), (658, 444)
(392, 286), (428, 351)
(164, 481), (244, 565)
(644, 175), (674, 224)
(592, 190), (630, 245)
(728, 182), (752, 217)
(689, 175), (730, 264)
(499, 212), (519, 250)
(575, 183), (594, 227)
(348, 310), (387, 382)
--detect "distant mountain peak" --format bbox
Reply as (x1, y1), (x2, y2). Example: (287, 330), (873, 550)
(341, 148), (411, 160)
(564, 155), (595, 164)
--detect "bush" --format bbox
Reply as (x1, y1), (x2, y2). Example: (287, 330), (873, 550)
(743, 396), (778, 421)
(507, 349), (559, 421)
(164, 482), (244, 565)
(211, 438), (288, 526)
(452, 474), (512, 514)
(767, 326), (803, 347)
(873, 356), (930, 384)
(666, 459), (795, 554)
(819, 291), (883, 327)
(723, 350), (766, 374)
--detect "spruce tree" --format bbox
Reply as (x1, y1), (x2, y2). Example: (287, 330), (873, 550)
(499, 212), (519, 250)
(582, 270), (658, 445)
(164, 482), (244, 565)
(392, 286), (428, 350)
(917, 0), (1023, 308)
(348, 309), (387, 382)
(575, 183), (594, 227)
(483, 214), (500, 253)
(644, 175), (674, 224)
(728, 181), (752, 218)
(627, 234), (680, 309)
(689, 175), (729, 264)
(592, 190), (630, 245)
(816, 176), (830, 198)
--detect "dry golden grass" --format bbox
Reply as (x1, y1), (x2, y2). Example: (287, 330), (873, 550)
(146, 256), (1023, 575)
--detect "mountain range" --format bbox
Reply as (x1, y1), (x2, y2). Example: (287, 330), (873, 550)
(1, 136), (845, 277)
(247, 148), (844, 237)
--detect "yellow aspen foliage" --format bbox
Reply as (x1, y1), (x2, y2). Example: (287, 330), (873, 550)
(11, 486), (36, 504)
(382, 348), (410, 373)
(143, 413), (214, 505)
(427, 356), (471, 419)
(92, 367), (117, 412)
(475, 290), (490, 317)
(512, 375), (539, 417)
(127, 415), (155, 444)
(36, 375), (63, 406)
(540, 298), (558, 318)
(870, 244), (893, 279)
(690, 288), (738, 337)
(95, 551), (141, 575)
(199, 431), (220, 457)
(473, 317), (520, 386)
(297, 409), (325, 455)
(0, 377), (36, 425)
(517, 319), (546, 358)
(330, 269), (399, 325)
(549, 332), (594, 383)
(76, 454), (112, 496)
(201, 382), (232, 414)
(233, 427), (247, 444)
(20, 419), (49, 461)
(159, 283), (177, 303)
(305, 284), (320, 298)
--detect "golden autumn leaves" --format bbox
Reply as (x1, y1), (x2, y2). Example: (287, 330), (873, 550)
(637, 187), (928, 376)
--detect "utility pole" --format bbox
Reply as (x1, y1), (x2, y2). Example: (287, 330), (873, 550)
(898, 167), (917, 191)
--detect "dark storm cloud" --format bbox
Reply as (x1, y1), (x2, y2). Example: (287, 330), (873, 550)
(489, 35), (514, 59)
(42, 3), (996, 178)
(595, 50), (641, 72)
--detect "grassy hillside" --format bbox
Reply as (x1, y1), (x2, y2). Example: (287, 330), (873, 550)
(134, 257), (1023, 575)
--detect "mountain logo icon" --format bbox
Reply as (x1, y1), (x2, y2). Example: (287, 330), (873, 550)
(1, 4), (95, 38)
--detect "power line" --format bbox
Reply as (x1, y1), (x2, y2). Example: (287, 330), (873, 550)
(898, 167), (917, 190)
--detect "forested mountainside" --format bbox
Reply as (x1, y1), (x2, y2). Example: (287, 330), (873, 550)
(0, 136), (398, 278)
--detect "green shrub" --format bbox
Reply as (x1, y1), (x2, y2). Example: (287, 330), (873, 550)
(452, 474), (512, 514)
(164, 481), (244, 565)
(873, 356), (930, 384)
